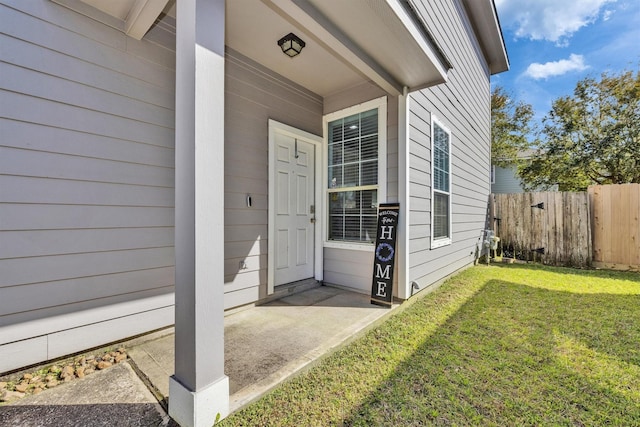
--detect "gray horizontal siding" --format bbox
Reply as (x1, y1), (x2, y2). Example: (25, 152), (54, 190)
(0, 204), (174, 230)
(322, 81), (386, 115)
(1, 247), (175, 298)
(1, 61), (174, 126)
(0, 146), (173, 186)
(1, 302), (174, 377)
(1, 292), (174, 364)
(47, 306), (174, 360)
(1, 2), (174, 86)
(0, 337), (48, 375)
(406, 0), (492, 292)
(0, 268), (175, 318)
(1, 176), (174, 206)
(0, 228), (173, 260)
(0, 289), (174, 336)
(1, 90), (174, 146)
(0, 0), (176, 372)
(491, 165), (525, 193)
(1, 119), (175, 167)
(223, 49), (323, 306)
(1, 35), (174, 109)
(491, 165), (556, 193)
(323, 248), (373, 293)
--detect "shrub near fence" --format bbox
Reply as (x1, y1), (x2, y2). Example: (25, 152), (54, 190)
(588, 184), (640, 271)
(490, 192), (592, 267)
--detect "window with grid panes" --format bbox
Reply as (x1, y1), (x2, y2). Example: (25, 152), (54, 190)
(432, 119), (451, 246)
(327, 108), (379, 242)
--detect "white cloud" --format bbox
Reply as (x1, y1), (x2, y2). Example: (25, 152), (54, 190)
(495, 0), (616, 45)
(524, 54), (588, 79)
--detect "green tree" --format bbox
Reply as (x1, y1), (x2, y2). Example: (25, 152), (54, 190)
(520, 69), (640, 191)
(491, 86), (535, 167)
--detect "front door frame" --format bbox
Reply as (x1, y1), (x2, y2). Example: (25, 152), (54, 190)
(268, 120), (323, 294)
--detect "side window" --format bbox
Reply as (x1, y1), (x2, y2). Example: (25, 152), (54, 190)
(431, 118), (452, 248)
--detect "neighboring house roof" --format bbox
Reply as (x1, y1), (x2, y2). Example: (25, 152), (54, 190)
(516, 149), (539, 159)
(493, 149), (540, 163)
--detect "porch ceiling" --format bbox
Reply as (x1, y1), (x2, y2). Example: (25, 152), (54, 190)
(223, 0), (366, 97)
(77, 0), (452, 97)
(178, 0), (449, 96)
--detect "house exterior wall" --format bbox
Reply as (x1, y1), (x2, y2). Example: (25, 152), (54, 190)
(224, 49), (323, 307)
(0, 1), (327, 372)
(0, 0), (503, 373)
(491, 165), (526, 193)
(322, 84), (399, 294)
(0, 0), (177, 372)
(407, 0), (491, 291)
(491, 164), (558, 193)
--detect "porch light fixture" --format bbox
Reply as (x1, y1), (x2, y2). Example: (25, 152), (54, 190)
(277, 32), (305, 57)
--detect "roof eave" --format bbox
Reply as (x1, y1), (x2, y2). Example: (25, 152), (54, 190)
(461, 0), (510, 75)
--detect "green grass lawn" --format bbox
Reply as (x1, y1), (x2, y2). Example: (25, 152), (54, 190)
(220, 264), (640, 426)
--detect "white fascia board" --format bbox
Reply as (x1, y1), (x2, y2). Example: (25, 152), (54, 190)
(461, 0), (509, 74)
(125, 0), (171, 40)
(385, 0), (449, 89)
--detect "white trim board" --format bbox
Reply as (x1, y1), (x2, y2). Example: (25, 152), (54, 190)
(397, 88), (410, 299)
(430, 114), (453, 249)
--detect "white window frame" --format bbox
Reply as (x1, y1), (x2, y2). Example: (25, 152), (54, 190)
(491, 164), (496, 184)
(322, 96), (387, 251)
(430, 115), (452, 249)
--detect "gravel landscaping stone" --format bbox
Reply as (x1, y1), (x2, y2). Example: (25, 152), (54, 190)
(0, 348), (128, 403)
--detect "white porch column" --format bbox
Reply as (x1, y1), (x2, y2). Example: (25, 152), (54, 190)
(169, 0), (229, 426)
(397, 88), (411, 300)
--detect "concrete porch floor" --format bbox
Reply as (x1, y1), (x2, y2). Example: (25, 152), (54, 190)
(127, 283), (399, 413)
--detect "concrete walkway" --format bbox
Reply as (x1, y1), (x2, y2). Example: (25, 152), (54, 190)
(0, 284), (397, 425)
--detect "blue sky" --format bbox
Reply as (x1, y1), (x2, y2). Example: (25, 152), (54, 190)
(492, 0), (640, 124)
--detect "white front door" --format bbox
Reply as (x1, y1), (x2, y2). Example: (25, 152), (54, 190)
(274, 133), (315, 286)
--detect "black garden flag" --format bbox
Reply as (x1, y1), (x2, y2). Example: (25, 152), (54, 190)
(370, 203), (399, 307)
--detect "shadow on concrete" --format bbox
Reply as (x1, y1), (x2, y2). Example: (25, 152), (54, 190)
(0, 363), (175, 427)
(263, 285), (385, 309)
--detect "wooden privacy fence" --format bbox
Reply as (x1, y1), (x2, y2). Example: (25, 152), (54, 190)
(490, 192), (592, 267)
(588, 184), (640, 271)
